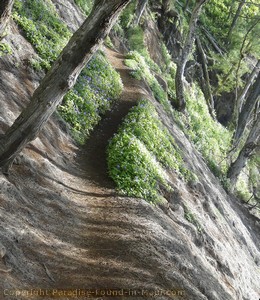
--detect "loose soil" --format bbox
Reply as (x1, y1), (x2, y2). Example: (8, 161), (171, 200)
(78, 48), (149, 188)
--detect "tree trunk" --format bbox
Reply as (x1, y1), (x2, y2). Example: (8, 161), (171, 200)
(233, 72), (260, 147)
(132, 0), (148, 26)
(0, 0), (14, 37)
(227, 0), (236, 21)
(175, 0), (208, 111)
(233, 60), (260, 126)
(183, 0), (190, 13)
(232, 19), (259, 126)
(0, 0), (130, 173)
(175, 62), (186, 111)
(196, 36), (215, 119)
(201, 26), (224, 55)
(226, 0), (246, 43)
(238, 60), (260, 112)
(228, 114), (260, 189)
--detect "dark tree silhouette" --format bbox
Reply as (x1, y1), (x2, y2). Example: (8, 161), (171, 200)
(228, 114), (260, 189)
(233, 72), (260, 147)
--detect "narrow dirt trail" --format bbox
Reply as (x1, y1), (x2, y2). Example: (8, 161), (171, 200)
(1, 29), (260, 299)
(77, 48), (149, 188)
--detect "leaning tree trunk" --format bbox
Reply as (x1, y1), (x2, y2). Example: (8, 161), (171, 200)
(228, 113), (260, 189)
(132, 0), (148, 26)
(196, 36), (215, 119)
(175, 0), (208, 111)
(232, 20), (260, 126)
(236, 60), (260, 116)
(0, 0), (130, 173)
(0, 0), (14, 37)
(233, 72), (260, 148)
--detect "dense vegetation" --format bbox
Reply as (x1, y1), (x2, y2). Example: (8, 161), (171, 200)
(0, 0), (258, 209)
(113, 0), (259, 207)
(13, 0), (123, 142)
(108, 100), (194, 202)
(13, 0), (71, 69)
(59, 53), (123, 142)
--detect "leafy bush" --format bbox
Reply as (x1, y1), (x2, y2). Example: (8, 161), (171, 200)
(125, 51), (172, 112)
(107, 100), (192, 202)
(13, 0), (71, 69)
(201, 0), (230, 41)
(161, 42), (173, 72)
(174, 84), (232, 176)
(236, 174), (252, 202)
(114, 3), (162, 74)
(201, 0), (260, 45)
(59, 52), (123, 143)
(108, 132), (170, 202)
(210, 51), (249, 95)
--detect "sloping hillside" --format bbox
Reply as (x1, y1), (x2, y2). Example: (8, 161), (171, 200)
(0, 1), (259, 300)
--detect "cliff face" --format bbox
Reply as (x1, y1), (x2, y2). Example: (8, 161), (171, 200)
(0, 1), (259, 300)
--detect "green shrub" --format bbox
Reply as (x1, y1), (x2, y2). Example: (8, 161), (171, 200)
(13, 0), (71, 69)
(108, 132), (170, 202)
(125, 51), (172, 113)
(161, 42), (172, 72)
(107, 100), (192, 202)
(211, 51), (249, 95)
(236, 173), (252, 202)
(201, 0), (230, 41)
(125, 25), (161, 73)
(174, 84), (232, 177)
(127, 26), (145, 53)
